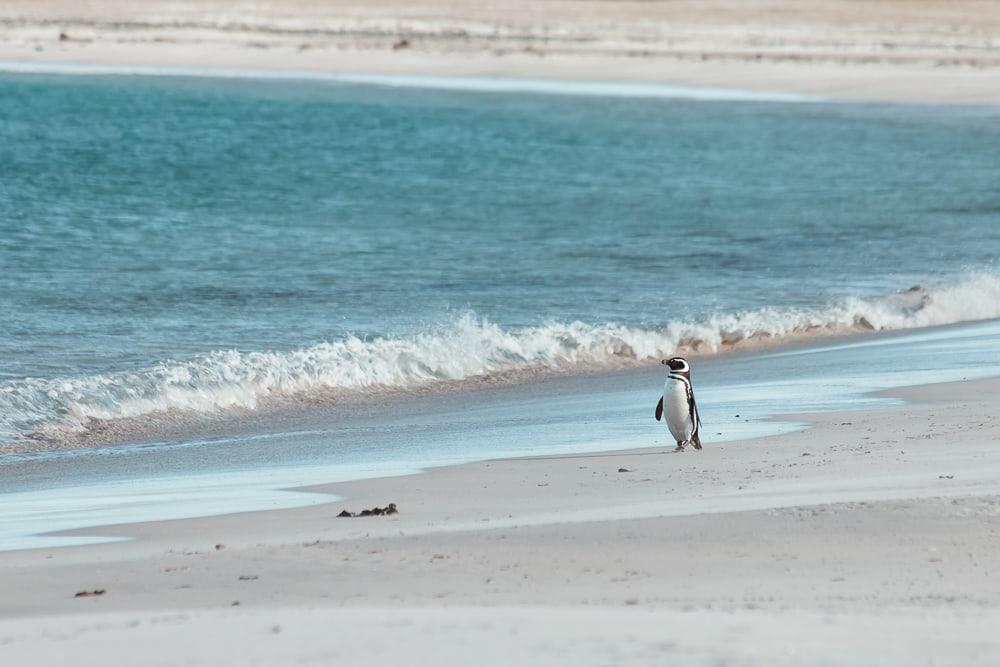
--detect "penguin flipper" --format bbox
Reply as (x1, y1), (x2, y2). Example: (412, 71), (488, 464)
(685, 385), (701, 424)
(655, 397), (663, 421)
(687, 385), (703, 446)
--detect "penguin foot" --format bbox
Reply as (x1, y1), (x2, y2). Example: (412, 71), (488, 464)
(693, 442), (702, 450)
(673, 443), (686, 452)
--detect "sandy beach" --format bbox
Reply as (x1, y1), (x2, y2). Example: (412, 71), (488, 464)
(1, 374), (999, 664)
(2, 0), (1000, 103)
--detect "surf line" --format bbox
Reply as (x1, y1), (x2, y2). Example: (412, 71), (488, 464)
(0, 60), (823, 103)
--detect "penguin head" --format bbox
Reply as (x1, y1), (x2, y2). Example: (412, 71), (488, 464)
(661, 357), (690, 373)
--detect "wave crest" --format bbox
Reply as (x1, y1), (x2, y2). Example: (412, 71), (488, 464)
(3, 272), (1000, 444)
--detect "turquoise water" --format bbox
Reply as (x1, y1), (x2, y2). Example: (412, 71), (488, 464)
(1, 72), (1000, 443)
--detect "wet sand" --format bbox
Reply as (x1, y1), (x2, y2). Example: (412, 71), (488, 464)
(1, 376), (998, 664)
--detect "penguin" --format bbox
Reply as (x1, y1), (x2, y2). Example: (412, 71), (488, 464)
(654, 356), (702, 452)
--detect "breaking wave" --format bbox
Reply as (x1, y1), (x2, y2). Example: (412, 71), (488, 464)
(2, 272), (1000, 444)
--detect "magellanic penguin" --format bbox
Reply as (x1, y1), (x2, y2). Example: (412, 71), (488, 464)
(654, 357), (702, 452)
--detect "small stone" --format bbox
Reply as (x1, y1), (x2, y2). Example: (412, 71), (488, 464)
(618, 467), (632, 473)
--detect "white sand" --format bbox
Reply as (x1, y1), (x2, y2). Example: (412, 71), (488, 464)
(1, 0), (1000, 104)
(3, 607), (999, 666)
(1, 376), (999, 664)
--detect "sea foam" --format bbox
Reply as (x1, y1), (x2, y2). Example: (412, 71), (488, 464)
(2, 272), (999, 443)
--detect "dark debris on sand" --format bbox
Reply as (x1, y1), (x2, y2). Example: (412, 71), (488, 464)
(74, 589), (106, 598)
(337, 503), (398, 518)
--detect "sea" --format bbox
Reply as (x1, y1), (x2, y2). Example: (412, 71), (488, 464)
(1, 69), (999, 548)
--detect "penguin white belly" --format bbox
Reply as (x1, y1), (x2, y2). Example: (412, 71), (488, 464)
(663, 378), (693, 442)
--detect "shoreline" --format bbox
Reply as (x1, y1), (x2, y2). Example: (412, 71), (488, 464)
(3, 316), (1000, 551)
(0, 323), (880, 455)
(39, 374), (1000, 548)
(2, 0), (1000, 105)
(0, 60), (825, 103)
(6, 310), (999, 456)
(1, 374), (999, 662)
(3, 50), (1000, 106)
